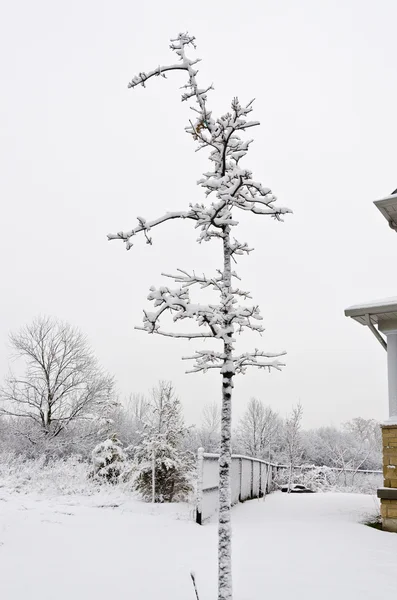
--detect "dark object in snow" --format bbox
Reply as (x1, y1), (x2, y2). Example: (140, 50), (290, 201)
(280, 484), (315, 493)
(190, 572), (200, 600)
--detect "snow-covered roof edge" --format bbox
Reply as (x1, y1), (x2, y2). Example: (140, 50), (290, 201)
(381, 416), (397, 427)
(345, 297), (397, 315)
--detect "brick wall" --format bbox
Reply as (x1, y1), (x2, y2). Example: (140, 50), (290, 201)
(380, 425), (397, 532)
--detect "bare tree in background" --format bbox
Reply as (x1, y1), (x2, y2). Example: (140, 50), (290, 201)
(198, 401), (221, 452)
(262, 405), (283, 463)
(237, 398), (264, 457)
(107, 393), (151, 448)
(310, 419), (381, 485)
(237, 397), (281, 460)
(128, 393), (151, 424)
(344, 417), (382, 478)
(344, 418), (382, 465)
(284, 402), (303, 493)
(0, 317), (115, 440)
(108, 33), (290, 600)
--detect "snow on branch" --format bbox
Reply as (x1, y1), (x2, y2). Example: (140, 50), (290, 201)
(134, 281), (267, 343)
(182, 348), (286, 375)
(162, 269), (252, 299)
(107, 211), (198, 249)
(134, 285), (219, 339)
(108, 33), (291, 250)
(234, 350), (286, 374)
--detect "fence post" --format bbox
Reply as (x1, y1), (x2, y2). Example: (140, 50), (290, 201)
(259, 462), (262, 498)
(238, 457), (243, 501)
(152, 449), (156, 504)
(272, 466), (277, 491)
(263, 464), (266, 499)
(196, 447), (204, 525)
(250, 460), (254, 499)
(265, 464), (270, 497)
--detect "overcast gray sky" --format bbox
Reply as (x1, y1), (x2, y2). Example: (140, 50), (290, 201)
(1, 0), (397, 429)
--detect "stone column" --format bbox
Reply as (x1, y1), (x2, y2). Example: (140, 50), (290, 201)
(378, 425), (397, 532)
(377, 322), (397, 532)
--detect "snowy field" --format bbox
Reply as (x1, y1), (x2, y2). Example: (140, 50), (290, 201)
(0, 489), (396, 600)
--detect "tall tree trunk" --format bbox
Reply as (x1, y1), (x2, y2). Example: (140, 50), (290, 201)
(218, 230), (233, 600)
(219, 366), (233, 600)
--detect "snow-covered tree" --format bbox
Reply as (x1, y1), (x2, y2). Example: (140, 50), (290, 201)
(91, 434), (129, 484)
(0, 316), (116, 442)
(108, 34), (290, 600)
(284, 403), (303, 492)
(133, 382), (193, 502)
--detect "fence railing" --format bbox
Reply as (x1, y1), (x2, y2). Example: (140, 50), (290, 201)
(195, 448), (283, 524)
(195, 448), (383, 524)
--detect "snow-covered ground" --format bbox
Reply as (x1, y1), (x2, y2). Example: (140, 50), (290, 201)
(0, 490), (395, 600)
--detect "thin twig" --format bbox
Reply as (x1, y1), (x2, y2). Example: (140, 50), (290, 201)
(190, 572), (200, 600)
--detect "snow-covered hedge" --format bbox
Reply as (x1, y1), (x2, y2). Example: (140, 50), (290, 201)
(0, 452), (95, 495)
(273, 465), (382, 494)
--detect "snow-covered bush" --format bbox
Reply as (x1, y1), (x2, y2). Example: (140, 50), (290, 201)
(90, 435), (130, 484)
(301, 422), (382, 472)
(337, 470), (382, 494)
(133, 436), (194, 502)
(273, 464), (382, 494)
(0, 452), (95, 496)
(0, 409), (118, 461)
(288, 466), (339, 491)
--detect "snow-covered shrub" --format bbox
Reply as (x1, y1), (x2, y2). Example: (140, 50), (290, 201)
(290, 466), (339, 491)
(133, 437), (194, 502)
(90, 435), (130, 484)
(0, 452), (96, 496)
(338, 471), (382, 494)
(0, 411), (118, 461)
(273, 464), (382, 494)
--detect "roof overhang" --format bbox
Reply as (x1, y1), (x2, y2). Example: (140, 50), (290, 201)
(374, 192), (397, 231)
(344, 297), (397, 327)
(344, 298), (397, 350)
